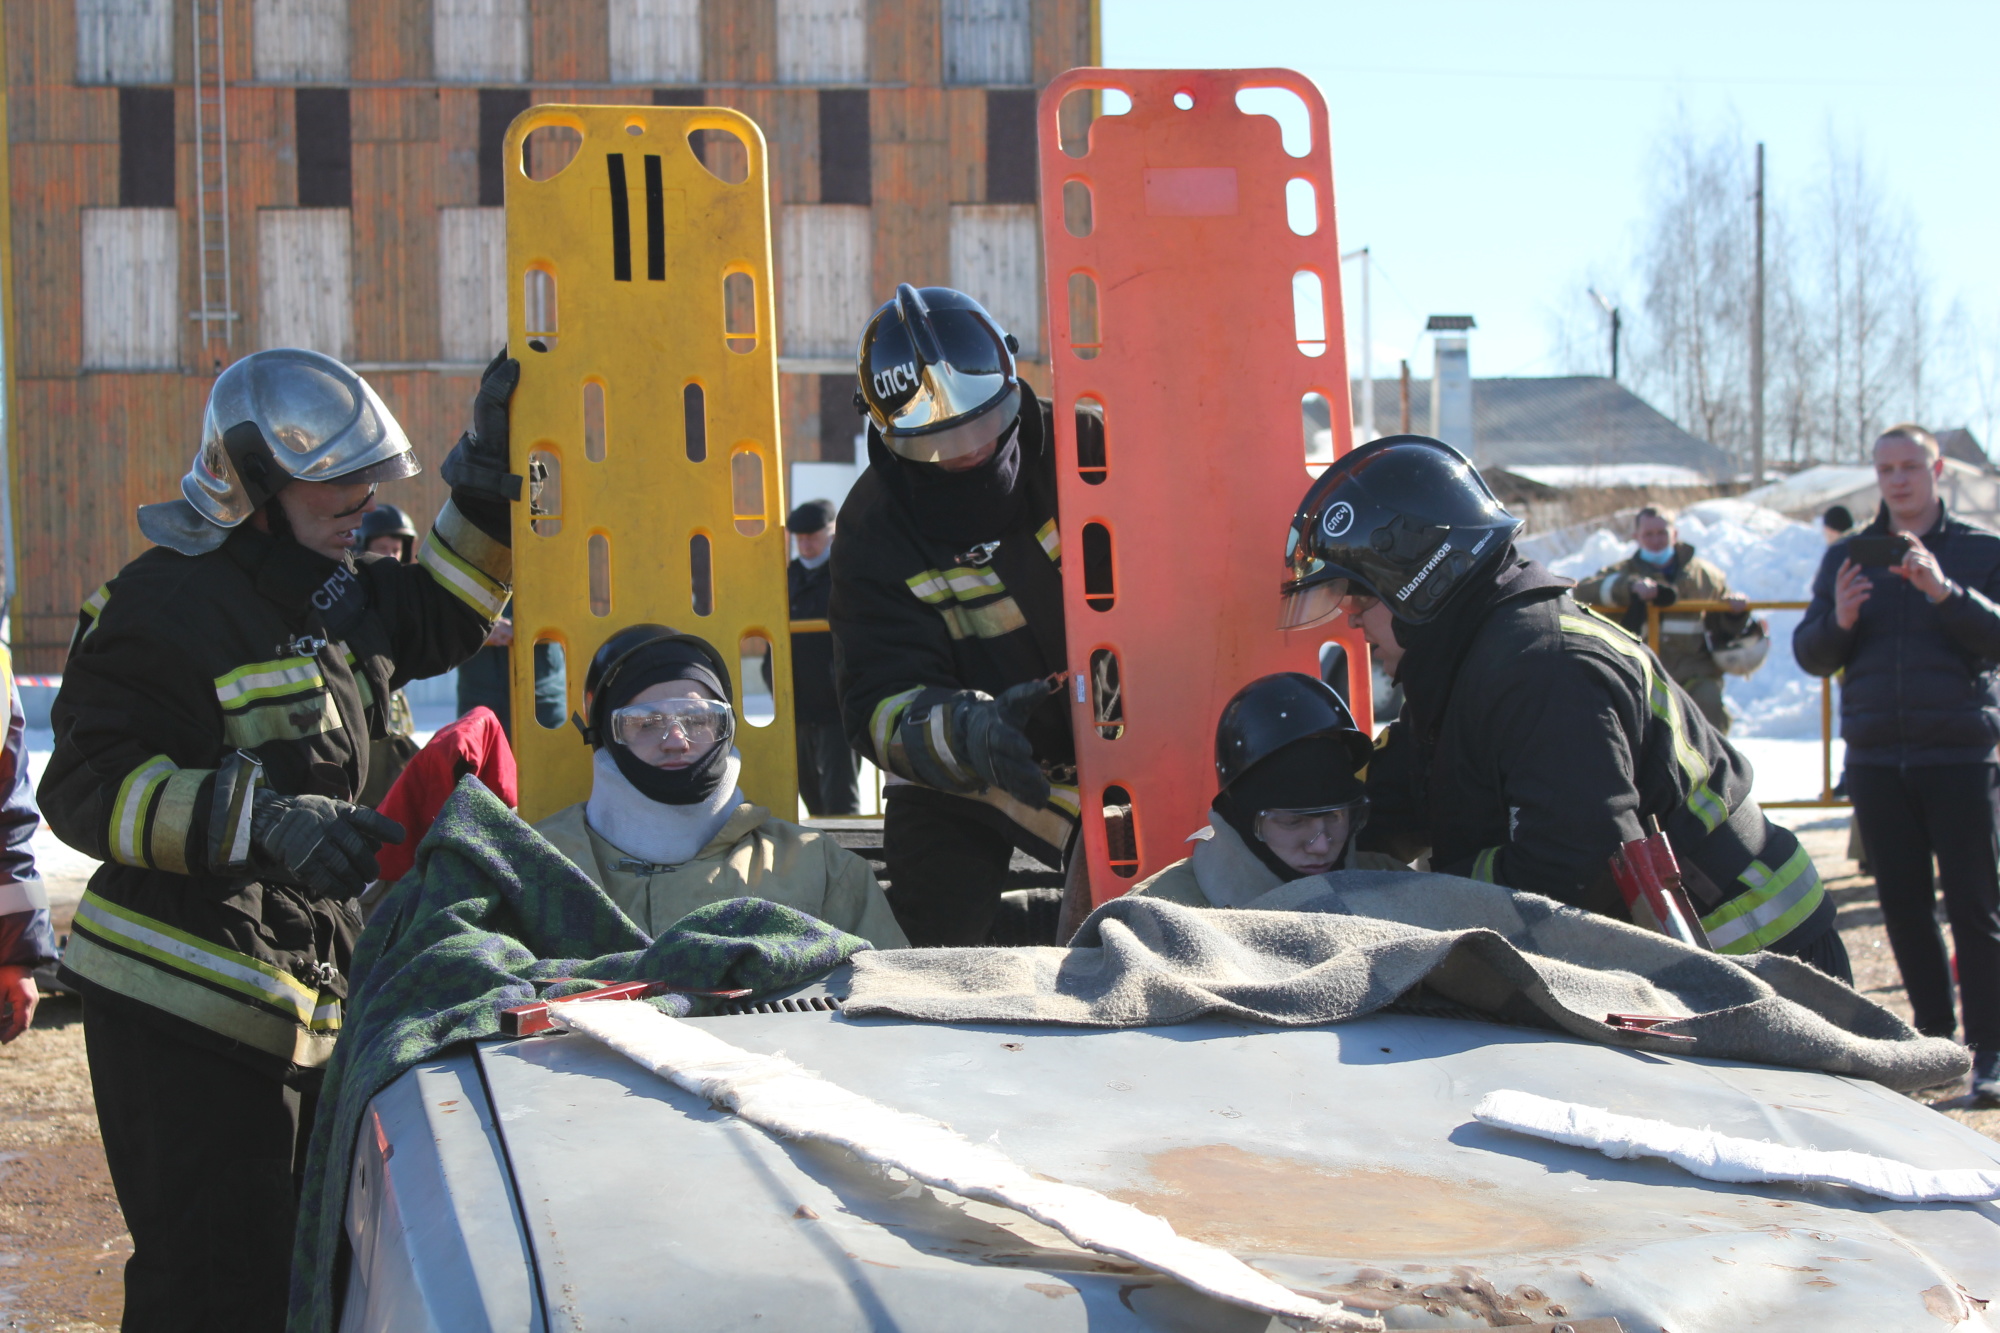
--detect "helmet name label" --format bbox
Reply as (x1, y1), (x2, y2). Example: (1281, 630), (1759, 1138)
(1395, 539), (1453, 603)
(873, 362), (920, 398)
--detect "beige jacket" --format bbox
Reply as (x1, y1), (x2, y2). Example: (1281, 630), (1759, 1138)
(535, 801), (909, 949)
(1573, 543), (1748, 685)
(1128, 811), (1409, 909)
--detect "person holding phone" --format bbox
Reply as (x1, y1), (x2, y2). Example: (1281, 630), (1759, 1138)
(1795, 423), (2000, 1105)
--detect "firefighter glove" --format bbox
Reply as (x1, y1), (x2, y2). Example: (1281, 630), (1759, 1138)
(948, 680), (1054, 807)
(441, 349), (524, 503)
(248, 791), (406, 900)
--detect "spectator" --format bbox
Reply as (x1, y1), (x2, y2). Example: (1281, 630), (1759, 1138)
(1795, 423), (2000, 1105)
(0, 656), (55, 1042)
(354, 504), (422, 806)
(786, 500), (860, 816)
(1575, 507), (1751, 732)
(1822, 504), (1855, 544)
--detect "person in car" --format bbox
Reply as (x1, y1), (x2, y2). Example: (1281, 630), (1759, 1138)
(534, 625), (906, 948)
(1131, 673), (1405, 908)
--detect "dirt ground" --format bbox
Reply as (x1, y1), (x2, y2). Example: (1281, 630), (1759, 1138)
(0, 821), (1992, 1329)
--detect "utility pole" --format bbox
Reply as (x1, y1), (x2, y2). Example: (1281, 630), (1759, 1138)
(1398, 360), (1411, 433)
(1751, 142), (1766, 484)
(1588, 288), (1621, 381)
(1343, 247), (1373, 441)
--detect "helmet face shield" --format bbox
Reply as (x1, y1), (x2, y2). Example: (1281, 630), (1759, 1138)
(1277, 577), (1348, 631)
(883, 385), (1020, 464)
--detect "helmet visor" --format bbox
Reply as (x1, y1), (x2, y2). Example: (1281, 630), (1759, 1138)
(1277, 577), (1348, 631)
(609, 698), (734, 750)
(884, 385), (1021, 464)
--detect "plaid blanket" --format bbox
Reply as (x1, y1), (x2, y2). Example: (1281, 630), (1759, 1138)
(287, 777), (868, 1333)
(845, 869), (1967, 1093)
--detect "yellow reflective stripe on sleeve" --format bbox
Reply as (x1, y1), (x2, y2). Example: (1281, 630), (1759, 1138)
(1046, 782), (1081, 818)
(222, 694), (342, 749)
(340, 645), (377, 710)
(110, 756), (175, 868)
(60, 932), (339, 1068)
(959, 598), (1027, 639)
(1037, 519), (1060, 562)
(1558, 614), (1725, 833)
(1701, 844), (1825, 954)
(905, 570), (952, 604)
(74, 582), (111, 650)
(73, 892), (318, 1024)
(431, 498), (512, 584)
(1470, 846), (1501, 883)
(147, 768), (209, 876)
(421, 529), (511, 619)
(944, 566), (1006, 599)
(869, 688), (922, 767)
(214, 656), (322, 710)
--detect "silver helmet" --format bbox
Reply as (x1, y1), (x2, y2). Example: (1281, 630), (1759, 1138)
(138, 348), (420, 555)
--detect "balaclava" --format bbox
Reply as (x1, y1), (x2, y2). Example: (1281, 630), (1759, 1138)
(599, 639), (735, 806)
(869, 402), (1027, 544)
(1213, 735), (1367, 881)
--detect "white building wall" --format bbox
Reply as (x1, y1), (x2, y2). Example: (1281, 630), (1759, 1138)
(780, 206), (873, 359)
(433, 0), (528, 83)
(774, 0), (867, 84)
(253, 0), (351, 82)
(258, 209), (354, 360)
(82, 209), (180, 370)
(942, 0), (1031, 86)
(437, 208), (507, 364)
(74, 0), (174, 84)
(607, 0), (703, 84)
(949, 204), (1041, 357)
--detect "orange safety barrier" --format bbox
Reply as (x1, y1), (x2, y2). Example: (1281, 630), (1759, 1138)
(1038, 68), (1367, 903)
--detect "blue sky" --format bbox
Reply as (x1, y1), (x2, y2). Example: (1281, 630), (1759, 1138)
(1102, 0), (1997, 405)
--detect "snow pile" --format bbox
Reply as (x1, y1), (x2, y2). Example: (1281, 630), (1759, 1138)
(1547, 499), (1832, 739)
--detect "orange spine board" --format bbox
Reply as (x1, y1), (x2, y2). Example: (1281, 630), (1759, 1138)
(1037, 68), (1371, 902)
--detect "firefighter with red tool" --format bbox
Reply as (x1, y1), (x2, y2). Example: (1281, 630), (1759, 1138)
(829, 285), (1075, 946)
(41, 348), (519, 1329)
(1279, 434), (1850, 978)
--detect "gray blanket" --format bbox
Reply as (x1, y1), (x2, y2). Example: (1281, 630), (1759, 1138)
(845, 871), (1968, 1092)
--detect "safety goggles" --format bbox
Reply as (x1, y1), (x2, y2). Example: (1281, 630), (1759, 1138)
(609, 697), (733, 749)
(1253, 799), (1369, 847)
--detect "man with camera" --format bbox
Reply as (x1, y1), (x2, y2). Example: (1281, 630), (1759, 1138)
(1796, 423), (2000, 1104)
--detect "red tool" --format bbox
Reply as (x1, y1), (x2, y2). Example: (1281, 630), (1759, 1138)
(500, 979), (753, 1038)
(1608, 817), (1712, 951)
(1605, 1013), (1696, 1042)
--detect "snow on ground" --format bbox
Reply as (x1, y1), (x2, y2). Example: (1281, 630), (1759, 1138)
(1547, 498), (1836, 741)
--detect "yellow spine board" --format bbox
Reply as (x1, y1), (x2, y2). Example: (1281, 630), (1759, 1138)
(504, 106), (795, 824)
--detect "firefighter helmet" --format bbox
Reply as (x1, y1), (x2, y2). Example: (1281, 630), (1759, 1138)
(1708, 619), (1773, 676)
(1279, 434), (1522, 629)
(1214, 672), (1371, 794)
(140, 349), (419, 555)
(356, 503), (418, 560)
(856, 284), (1022, 464)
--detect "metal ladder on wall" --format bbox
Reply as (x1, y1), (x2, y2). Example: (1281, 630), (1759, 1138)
(190, 0), (236, 370)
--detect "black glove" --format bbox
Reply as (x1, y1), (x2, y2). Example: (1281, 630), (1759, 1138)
(441, 349), (523, 503)
(249, 791), (406, 901)
(947, 679), (1056, 807)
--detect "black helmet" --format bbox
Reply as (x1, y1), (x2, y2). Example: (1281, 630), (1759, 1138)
(1215, 672), (1371, 793)
(356, 503), (417, 554)
(856, 283), (1021, 464)
(1280, 435), (1522, 629)
(575, 623), (733, 747)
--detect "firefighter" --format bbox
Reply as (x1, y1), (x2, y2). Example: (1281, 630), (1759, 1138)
(1279, 434), (1850, 977)
(1574, 506), (1751, 732)
(829, 285), (1074, 946)
(1131, 672), (1406, 908)
(352, 503), (422, 805)
(41, 347), (518, 1330)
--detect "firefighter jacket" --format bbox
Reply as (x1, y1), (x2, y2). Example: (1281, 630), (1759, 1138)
(1574, 543), (1749, 686)
(42, 500), (510, 1078)
(829, 396), (1076, 865)
(1359, 561), (1833, 958)
(787, 557), (840, 727)
(0, 660), (56, 971)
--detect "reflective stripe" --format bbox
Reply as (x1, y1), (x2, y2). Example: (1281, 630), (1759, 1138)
(221, 694), (341, 749)
(958, 598), (1027, 639)
(869, 688), (922, 768)
(1701, 844), (1825, 954)
(1046, 783), (1080, 818)
(148, 768), (209, 875)
(1037, 519), (1060, 562)
(214, 657), (321, 710)
(1659, 615), (1703, 635)
(74, 582), (111, 651)
(937, 607), (972, 640)
(61, 932), (339, 1067)
(341, 645), (377, 710)
(420, 531), (510, 619)
(110, 756), (174, 867)
(944, 566), (1005, 599)
(0, 878), (48, 913)
(1559, 614), (1726, 833)
(1470, 847), (1501, 883)
(905, 571), (952, 604)
(431, 498), (513, 587)
(73, 892), (318, 1024)
(924, 704), (973, 785)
